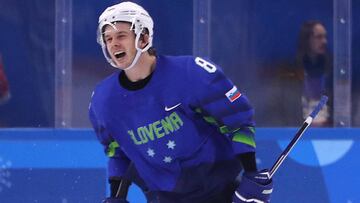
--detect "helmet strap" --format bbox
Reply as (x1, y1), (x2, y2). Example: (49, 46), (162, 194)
(123, 49), (142, 71)
(123, 31), (143, 71)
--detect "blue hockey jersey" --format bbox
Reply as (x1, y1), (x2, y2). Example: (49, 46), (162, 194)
(89, 55), (256, 195)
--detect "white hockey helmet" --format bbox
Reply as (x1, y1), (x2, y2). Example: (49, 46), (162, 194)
(97, 1), (154, 69)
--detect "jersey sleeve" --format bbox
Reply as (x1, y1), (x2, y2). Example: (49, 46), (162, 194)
(89, 98), (131, 178)
(186, 57), (256, 155)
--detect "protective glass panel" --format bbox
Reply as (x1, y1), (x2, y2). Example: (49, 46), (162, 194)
(352, 0), (360, 126)
(0, 0), (55, 127)
(209, 0), (334, 127)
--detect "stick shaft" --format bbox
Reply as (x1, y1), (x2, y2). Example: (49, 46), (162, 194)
(268, 96), (328, 178)
(269, 118), (311, 178)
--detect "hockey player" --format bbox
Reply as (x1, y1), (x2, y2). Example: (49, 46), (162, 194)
(89, 2), (273, 203)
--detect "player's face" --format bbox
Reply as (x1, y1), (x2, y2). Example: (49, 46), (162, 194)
(309, 24), (327, 56)
(103, 22), (137, 69)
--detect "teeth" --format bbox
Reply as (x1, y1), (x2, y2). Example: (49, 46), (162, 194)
(114, 51), (124, 55)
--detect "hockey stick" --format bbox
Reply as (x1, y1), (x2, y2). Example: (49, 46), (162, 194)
(268, 95), (328, 179)
(114, 162), (134, 199)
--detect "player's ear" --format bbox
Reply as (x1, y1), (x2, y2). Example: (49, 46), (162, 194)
(139, 30), (150, 49)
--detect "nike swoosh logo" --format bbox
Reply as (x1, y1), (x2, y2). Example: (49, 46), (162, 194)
(165, 103), (181, 111)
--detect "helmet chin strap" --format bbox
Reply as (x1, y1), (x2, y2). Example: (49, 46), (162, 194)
(123, 49), (142, 71)
(122, 29), (143, 71)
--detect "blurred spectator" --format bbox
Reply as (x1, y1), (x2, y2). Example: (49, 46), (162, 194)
(268, 20), (333, 127)
(0, 54), (10, 105)
(295, 20), (333, 126)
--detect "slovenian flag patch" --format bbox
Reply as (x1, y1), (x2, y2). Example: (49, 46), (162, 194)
(225, 86), (242, 102)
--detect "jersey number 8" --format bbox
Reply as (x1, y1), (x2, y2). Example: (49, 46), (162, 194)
(195, 57), (217, 73)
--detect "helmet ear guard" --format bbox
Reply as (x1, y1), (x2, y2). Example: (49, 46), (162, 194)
(130, 18), (152, 53)
(97, 2), (154, 69)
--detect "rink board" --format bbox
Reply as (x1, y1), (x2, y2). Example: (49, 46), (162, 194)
(0, 128), (359, 203)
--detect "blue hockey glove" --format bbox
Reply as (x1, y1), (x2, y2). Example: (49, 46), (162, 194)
(233, 169), (273, 203)
(102, 197), (129, 203)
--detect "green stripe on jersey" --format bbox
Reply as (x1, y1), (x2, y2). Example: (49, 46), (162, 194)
(107, 141), (119, 157)
(232, 132), (256, 148)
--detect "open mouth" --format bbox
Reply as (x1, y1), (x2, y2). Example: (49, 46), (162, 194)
(114, 51), (126, 59)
